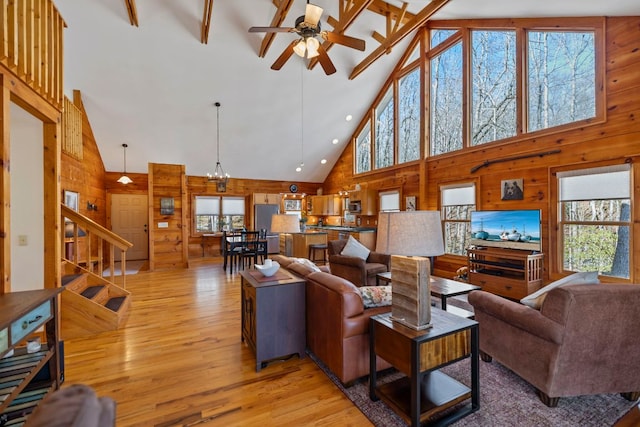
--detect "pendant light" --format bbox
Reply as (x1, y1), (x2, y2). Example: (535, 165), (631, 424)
(207, 102), (230, 189)
(117, 143), (133, 184)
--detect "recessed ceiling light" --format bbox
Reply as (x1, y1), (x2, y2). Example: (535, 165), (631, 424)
(332, 138), (339, 144)
(321, 159), (327, 164)
(345, 115), (352, 121)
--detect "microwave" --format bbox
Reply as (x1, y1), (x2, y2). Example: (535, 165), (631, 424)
(348, 200), (361, 213)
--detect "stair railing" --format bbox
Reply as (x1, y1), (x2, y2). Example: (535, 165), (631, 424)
(61, 205), (133, 287)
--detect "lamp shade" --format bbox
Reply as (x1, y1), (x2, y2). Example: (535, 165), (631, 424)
(270, 214), (300, 234)
(376, 211), (445, 256)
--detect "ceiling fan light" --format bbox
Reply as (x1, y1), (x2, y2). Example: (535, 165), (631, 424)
(293, 39), (307, 57)
(306, 37), (320, 58)
(305, 3), (323, 27)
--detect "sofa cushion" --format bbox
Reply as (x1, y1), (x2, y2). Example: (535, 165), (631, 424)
(520, 271), (599, 309)
(357, 286), (392, 308)
(341, 236), (370, 260)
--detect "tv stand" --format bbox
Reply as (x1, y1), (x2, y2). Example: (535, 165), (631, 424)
(467, 246), (543, 300)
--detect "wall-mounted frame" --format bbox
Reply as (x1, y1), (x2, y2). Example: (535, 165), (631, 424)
(406, 196), (416, 211)
(501, 179), (524, 200)
(64, 190), (79, 212)
(160, 197), (175, 215)
(216, 181), (227, 193)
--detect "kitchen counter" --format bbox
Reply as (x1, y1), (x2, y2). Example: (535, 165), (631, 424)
(307, 225), (377, 233)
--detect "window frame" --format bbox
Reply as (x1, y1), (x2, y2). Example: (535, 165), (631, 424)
(550, 161), (632, 282)
(439, 182), (477, 257)
(192, 194), (246, 236)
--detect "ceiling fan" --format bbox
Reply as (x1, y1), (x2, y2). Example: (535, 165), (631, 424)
(249, 1), (366, 75)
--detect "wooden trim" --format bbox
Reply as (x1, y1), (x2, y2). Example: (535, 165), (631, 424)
(0, 76), (10, 294)
(43, 120), (60, 290)
(200, 0), (213, 44)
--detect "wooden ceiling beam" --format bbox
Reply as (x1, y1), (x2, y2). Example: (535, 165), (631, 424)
(258, 0), (296, 58)
(367, 0), (414, 24)
(308, 0), (374, 70)
(201, 0), (214, 44)
(124, 0), (138, 27)
(349, 0), (451, 80)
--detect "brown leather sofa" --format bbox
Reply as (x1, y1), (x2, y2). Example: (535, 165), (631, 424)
(305, 271), (392, 385)
(468, 284), (640, 407)
(327, 239), (390, 287)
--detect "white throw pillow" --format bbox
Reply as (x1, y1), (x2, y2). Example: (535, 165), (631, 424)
(341, 236), (371, 261)
(520, 271), (599, 309)
(291, 257), (321, 272)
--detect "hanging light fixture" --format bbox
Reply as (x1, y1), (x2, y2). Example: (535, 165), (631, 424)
(117, 143), (133, 184)
(207, 102), (230, 191)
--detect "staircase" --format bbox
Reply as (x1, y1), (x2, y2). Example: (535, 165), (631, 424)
(61, 205), (134, 340)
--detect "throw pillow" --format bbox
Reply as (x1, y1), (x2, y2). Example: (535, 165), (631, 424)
(520, 271), (599, 309)
(340, 235), (371, 261)
(291, 257), (322, 273)
(358, 286), (392, 308)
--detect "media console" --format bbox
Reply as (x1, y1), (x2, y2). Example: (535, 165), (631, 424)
(467, 246), (544, 300)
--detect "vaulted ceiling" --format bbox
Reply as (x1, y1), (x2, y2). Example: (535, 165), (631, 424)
(54, 0), (639, 184)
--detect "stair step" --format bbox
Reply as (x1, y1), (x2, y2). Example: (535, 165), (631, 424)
(105, 297), (126, 312)
(81, 285), (105, 299)
(61, 274), (83, 286)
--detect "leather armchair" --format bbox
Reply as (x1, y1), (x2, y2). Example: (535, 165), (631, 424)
(327, 239), (390, 287)
(305, 271), (391, 385)
(469, 284), (640, 407)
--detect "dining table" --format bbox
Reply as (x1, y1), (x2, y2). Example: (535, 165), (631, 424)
(222, 232), (267, 273)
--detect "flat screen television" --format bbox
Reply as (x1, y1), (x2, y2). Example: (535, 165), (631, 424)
(470, 210), (542, 252)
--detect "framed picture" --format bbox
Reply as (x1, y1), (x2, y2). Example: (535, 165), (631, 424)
(160, 197), (175, 215)
(64, 190), (79, 212)
(284, 199), (302, 211)
(501, 179), (524, 200)
(406, 196), (416, 211)
(216, 180), (227, 192)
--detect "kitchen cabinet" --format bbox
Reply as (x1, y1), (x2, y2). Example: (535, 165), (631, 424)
(253, 193), (281, 205)
(310, 195), (341, 216)
(292, 232), (328, 258)
(349, 189), (377, 215)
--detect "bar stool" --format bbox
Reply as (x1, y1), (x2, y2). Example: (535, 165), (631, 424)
(308, 243), (328, 265)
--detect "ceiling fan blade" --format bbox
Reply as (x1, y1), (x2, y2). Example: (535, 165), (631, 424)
(316, 45), (336, 75)
(271, 41), (297, 70)
(321, 31), (366, 51)
(249, 26), (296, 33)
(305, 3), (323, 27)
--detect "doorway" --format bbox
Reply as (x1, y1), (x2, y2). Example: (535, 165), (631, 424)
(111, 194), (149, 261)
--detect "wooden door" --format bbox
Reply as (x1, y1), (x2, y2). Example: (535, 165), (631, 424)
(111, 194), (149, 261)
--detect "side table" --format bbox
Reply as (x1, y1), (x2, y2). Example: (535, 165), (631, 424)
(240, 268), (306, 371)
(370, 310), (479, 426)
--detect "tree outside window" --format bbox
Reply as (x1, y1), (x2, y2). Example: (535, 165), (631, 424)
(441, 183), (476, 256)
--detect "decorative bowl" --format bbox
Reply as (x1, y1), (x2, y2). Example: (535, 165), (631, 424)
(255, 261), (279, 277)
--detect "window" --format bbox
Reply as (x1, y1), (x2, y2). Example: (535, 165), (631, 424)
(557, 164), (631, 279)
(431, 29), (457, 48)
(430, 41), (463, 155)
(441, 183), (476, 256)
(355, 121), (371, 174)
(528, 31), (596, 132)
(375, 87), (394, 169)
(379, 191), (400, 212)
(398, 67), (421, 163)
(471, 30), (517, 146)
(194, 196), (245, 233)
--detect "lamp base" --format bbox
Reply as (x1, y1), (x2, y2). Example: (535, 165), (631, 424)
(389, 315), (433, 331)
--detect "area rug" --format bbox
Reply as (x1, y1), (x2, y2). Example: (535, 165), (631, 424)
(102, 260), (147, 276)
(309, 352), (637, 426)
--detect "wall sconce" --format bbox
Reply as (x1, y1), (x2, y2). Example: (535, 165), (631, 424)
(87, 201), (98, 211)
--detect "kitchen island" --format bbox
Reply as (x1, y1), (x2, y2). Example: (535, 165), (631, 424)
(306, 226), (377, 250)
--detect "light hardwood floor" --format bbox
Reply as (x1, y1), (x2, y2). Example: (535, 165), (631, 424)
(63, 258), (372, 426)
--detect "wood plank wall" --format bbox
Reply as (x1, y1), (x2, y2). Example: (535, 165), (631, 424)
(322, 16), (640, 281)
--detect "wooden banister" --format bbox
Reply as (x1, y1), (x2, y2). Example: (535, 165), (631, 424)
(62, 205), (133, 287)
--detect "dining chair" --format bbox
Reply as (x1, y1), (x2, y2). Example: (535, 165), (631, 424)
(238, 230), (260, 270)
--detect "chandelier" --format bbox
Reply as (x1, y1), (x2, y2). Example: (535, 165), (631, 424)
(207, 102), (230, 190)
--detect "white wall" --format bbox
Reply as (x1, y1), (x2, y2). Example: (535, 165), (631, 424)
(10, 102), (44, 291)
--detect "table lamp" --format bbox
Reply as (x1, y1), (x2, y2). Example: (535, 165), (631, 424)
(270, 214), (300, 256)
(376, 211), (445, 330)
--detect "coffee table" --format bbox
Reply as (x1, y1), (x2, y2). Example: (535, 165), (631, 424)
(370, 310), (480, 426)
(376, 272), (480, 317)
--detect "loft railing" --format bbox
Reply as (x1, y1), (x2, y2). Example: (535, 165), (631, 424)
(62, 205), (133, 287)
(1, 0), (66, 109)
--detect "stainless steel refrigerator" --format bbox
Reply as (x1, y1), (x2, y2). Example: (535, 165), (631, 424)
(254, 204), (281, 254)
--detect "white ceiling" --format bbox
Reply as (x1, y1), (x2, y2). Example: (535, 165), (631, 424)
(53, 0), (639, 183)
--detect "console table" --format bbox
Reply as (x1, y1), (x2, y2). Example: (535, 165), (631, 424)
(370, 310), (479, 426)
(240, 269), (306, 371)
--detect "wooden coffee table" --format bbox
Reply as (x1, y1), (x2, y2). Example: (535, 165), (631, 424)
(376, 272), (480, 318)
